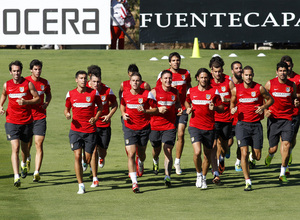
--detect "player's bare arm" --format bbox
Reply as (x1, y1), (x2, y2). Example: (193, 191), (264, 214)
(185, 100), (192, 114)
(144, 82), (151, 91)
(120, 103), (129, 120)
(256, 85), (274, 115)
(42, 90), (52, 109)
(0, 83), (7, 115)
(292, 83), (300, 107)
(230, 87), (237, 114)
(102, 100), (118, 123)
(176, 91), (183, 116)
(17, 81), (40, 105)
(64, 107), (71, 120)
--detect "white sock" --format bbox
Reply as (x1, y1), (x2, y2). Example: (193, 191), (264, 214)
(280, 166), (287, 176)
(203, 175), (206, 180)
(21, 161), (26, 167)
(197, 172), (202, 177)
(219, 155), (224, 162)
(175, 158), (180, 165)
(245, 179), (252, 185)
(249, 153), (254, 161)
(27, 155), (31, 161)
(79, 183), (85, 189)
(153, 158), (158, 164)
(130, 172), (137, 184)
(213, 171), (219, 177)
(138, 158), (143, 166)
(34, 171), (39, 175)
(93, 177), (98, 182)
(235, 159), (241, 165)
(14, 174), (20, 179)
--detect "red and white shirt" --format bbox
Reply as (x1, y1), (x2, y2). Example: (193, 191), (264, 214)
(268, 78), (294, 121)
(65, 87), (102, 133)
(25, 76), (51, 121)
(150, 86), (178, 131)
(235, 82), (264, 123)
(288, 71), (300, 116)
(121, 89), (157, 130)
(156, 68), (191, 110)
(6, 78), (33, 125)
(186, 85), (222, 130)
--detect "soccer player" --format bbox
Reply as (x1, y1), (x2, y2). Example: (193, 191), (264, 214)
(25, 59), (52, 182)
(156, 52), (191, 175)
(88, 67), (118, 187)
(120, 72), (158, 193)
(149, 70), (182, 187)
(231, 66), (273, 191)
(64, 70), (102, 194)
(264, 62), (299, 183)
(230, 61), (243, 171)
(0, 60), (40, 187)
(185, 68), (224, 189)
(280, 55), (300, 167)
(210, 59), (235, 175)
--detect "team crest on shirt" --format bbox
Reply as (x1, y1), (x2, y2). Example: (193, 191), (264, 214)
(86, 96), (91, 102)
(171, 95), (175, 101)
(138, 98), (143, 104)
(221, 86), (226, 92)
(182, 75), (185, 80)
(251, 91), (256, 97)
(41, 85), (45, 91)
(206, 94), (211, 100)
(19, 87), (24, 92)
(101, 95), (106, 101)
(286, 87), (290, 92)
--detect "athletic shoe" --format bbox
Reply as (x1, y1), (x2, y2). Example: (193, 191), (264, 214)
(244, 183), (252, 191)
(249, 159), (256, 169)
(136, 156), (140, 177)
(14, 178), (21, 187)
(235, 164), (242, 172)
(285, 167), (290, 177)
(201, 178), (207, 189)
(225, 148), (231, 159)
(90, 180), (99, 188)
(288, 153), (292, 166)
(218, 160), (225, 174)
(77, 185), (86, 194)
(164, 176), (171, 187)
(132, 183), (140, 193)
(212, 175), (221, 185)
(26, 159), (31, 172)
(99, 158), (105, 168)
(21, 165), (28, 179)
(153, 161), (159, 175)
(82, 162), (88, 172)
(279, 175), (288, 183)
(265, 154), (273, 167)
(196, 175), (203, 188)
(174, 163), (182, 175)
(138, 162), (144, 177)
(33, 173), (40, 182)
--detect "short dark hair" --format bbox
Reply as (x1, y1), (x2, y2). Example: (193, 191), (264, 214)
(277, 61), (288, 71)
(169, 52), (181, 62)
(160, 70), (173, 78)
(9, 60), (23, 72)
(87, 65), (101, 78)
(128, 64), (139, 73)
(243, 65), (254, 74)
(30, 59), (43, 69)
(280, 55), (293, 65)
(75, 70), (87, 78)
(209, 56), (224, 68)
(231, 61), (242, 70)
(130, 72), (142, 80)
(195, 68), (211, 81)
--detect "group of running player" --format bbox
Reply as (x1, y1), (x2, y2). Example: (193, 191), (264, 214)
(2, 53), (298, 194)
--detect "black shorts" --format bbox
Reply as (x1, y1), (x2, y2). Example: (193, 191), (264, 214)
(188, 126), (215, 149)
(5, 122), (33, 143)
(235, 121), (263, 149)
(69, 130), (97, 154)
(96, 127), (111, 149)
(214, 122), (232, 141)
(292, 115), (300, 136)
(123, 125), (151, 146)
(32, 118), (47, 136)
(267, 118), (294, 148)
(149, 129), (176, 148)
(229, 125), (236, 139)
(176, 110), (188, 126)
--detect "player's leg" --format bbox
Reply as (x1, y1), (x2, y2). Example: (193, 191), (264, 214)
(90, 146), (99, 187)
(32, 135), (45, 181)
(97, 127), (111, 168)
(240, 146), (251, 191)
(163, 143), (173, 187)
(150, 130), (162, 175)
(26, 138), (33, 172)
(174, 123), (186, 175)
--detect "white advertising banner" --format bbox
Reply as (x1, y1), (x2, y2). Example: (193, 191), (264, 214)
(0, 0), (111, 45)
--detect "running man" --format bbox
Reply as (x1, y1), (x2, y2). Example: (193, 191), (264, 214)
(264, 62), (299, 183)
(150, 70), (182, 187)
(185, 68), (224, 189)
(25, 59), (52, 182)
(120, 72), (158, 193)
(64, 70), (102, 194)
(231, 66), (273, 191)
(156, 52), (191, 175)
(0, 60), (40, 187)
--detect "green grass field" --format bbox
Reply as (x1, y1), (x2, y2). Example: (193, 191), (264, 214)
(0, 49), (300, 219)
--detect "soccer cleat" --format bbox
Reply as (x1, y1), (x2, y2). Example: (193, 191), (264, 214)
(279, 175), (288, 183)
(153, 161), (159, 175)
(90, 180), (99, 188)
(138, 162), (144, 177)
(33, 173), (40, 182)
(98, 158), (105, 168)
(288, 153), (292, 166)
(82, 162), (88, 172)
(196, 175), (203, 188)
(174, 163), (182, 175)
(244, 183), (252, 191)
(265, 154), (273, 167)
(212, 175), (221, 185)
(164, 176), (171, 187)
(285, 167), (290, 177)
(225, 148), (231, 159)
(249, 159), (256, 169)
(235, 164), (242, 172)
(14, 178), (21, 187)
(21, 165), (28, 179)
(201, 178), (207, 189)
(218, 160), (225, 174)
(132, 183), (140, 193)
(77, 185), (86, 194)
